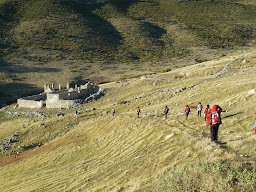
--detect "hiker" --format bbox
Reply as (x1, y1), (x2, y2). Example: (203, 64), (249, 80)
(74, 110), (78, 118)
(204, 104), (210, 122)
(112, 108), (115, 117)
(184, 105), (190, 120)
(137, 107), (141, 118)
(206, 104), (222, 143)
(164, 105), (169, 119)
(252, 121), (256, 134)
(197, 102), (203, 117)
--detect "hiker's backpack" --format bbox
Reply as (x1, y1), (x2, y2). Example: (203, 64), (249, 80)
(253, 121), (256, 130)
(211, 111), (221, 125)
(186, 108), (190, 113)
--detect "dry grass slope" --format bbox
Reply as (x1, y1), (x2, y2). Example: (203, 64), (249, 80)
(0, 50), (256, 191)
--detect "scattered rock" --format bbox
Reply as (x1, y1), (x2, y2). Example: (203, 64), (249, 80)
(205, 145), (213, 150)
(165, 133), (176, 140)
(248, 89), (256, 95)
(242, 59), (247, 64)
(142, 114), (151, 118)
(222, 130), (234, 134)
(56, 113), (65, 117)
(1, 145), (10, 151)
(153, 82), (157, 86)
(120, 81), (129, 86)
(102, 111), (108, 115)
(134, 155), (145, 159)
(2, 140), (10, 145)
(215, 59), (237, 78)
(140, 75), (147, 80)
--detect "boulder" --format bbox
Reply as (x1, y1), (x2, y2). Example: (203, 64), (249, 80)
(56, 113), (65, 117)
(142, 114), (151, 118)
(102, 111), (108, 115)
(165, 133), (176, 140)
(248, 89), (256, 95)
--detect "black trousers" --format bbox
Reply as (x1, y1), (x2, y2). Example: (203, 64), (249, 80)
(210, 125), (219, 141)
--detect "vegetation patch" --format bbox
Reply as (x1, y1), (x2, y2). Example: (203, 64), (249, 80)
(159, 161), (256, 192)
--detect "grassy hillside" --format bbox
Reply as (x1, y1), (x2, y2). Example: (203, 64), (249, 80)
(0, 0), (256, 106)
(0, 50), (256, 191)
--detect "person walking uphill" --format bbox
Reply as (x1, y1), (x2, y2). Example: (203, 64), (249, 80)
(204, 104), (210, 122)
(197, 102), (203, 117)
(184, 105), (190, 120)
(112, 108), (115, 117)
(164, 105), (169, 119)
(136, 107), (141, 118)
(206, 104), (222, 143)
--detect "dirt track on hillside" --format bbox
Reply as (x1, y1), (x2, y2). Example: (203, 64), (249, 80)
(0, 136), (76, 167)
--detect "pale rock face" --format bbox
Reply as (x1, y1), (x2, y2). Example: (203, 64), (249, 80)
(165, 133), (176, 140)
(248, 89), (256, 95)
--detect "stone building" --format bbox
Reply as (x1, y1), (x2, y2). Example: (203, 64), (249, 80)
(17, 82), (103, 108)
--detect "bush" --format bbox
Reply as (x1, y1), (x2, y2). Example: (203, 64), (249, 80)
(174, 74), (185, 79)
(161, 67), (172, 73)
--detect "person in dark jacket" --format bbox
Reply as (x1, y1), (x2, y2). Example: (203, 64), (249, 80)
(206, 104), (222, 143)
(136, 107), (141, 118)
(164, 105), (169, 119)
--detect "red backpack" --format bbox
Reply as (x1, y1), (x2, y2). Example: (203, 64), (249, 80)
(211, 111), (221, 125)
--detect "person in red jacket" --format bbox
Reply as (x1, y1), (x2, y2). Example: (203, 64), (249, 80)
(184, 105), (190, 121)
(204, 104), (210, 122)
(206, 104), (222, 142)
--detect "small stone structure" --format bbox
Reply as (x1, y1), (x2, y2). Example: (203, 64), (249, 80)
(17, 82), (103, 108)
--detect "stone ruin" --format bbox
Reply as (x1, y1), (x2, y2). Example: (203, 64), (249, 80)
(17, 82), (104, 108)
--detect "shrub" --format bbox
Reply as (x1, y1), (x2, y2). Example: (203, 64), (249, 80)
(161, 67), (172, 73)
(96, 80), (110, 84)
(174, 74), (185, 79)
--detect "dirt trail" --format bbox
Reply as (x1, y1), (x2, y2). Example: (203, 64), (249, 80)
(0, 136), (76, 167)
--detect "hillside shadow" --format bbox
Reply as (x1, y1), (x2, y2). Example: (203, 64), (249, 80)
(0, 82), (43, 107)
(0, 57), (46, 107)
(222, 112), (243, 119)
(109, 0), (139, 12)
(4, 66), (61, 74)
(70, 76), (89, 87)
(140, 21), (167, 39)
(0, 1), (20, 22)
(1, 53), (61, 74)
(63, 1), (125, 48)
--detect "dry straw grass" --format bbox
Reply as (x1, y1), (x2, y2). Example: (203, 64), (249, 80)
(0, 50), (256, 191)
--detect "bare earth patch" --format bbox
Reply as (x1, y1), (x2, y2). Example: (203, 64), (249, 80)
(0, 136), (76, 167)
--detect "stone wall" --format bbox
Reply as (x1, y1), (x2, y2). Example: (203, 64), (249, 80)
(17, 94), (45, 108)
(17, 82), (100, 108)
(46, 93), (75, 108)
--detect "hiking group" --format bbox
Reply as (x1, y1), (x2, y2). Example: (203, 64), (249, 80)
(131, 103), (222, 143)
(184, 103), (222, 143)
